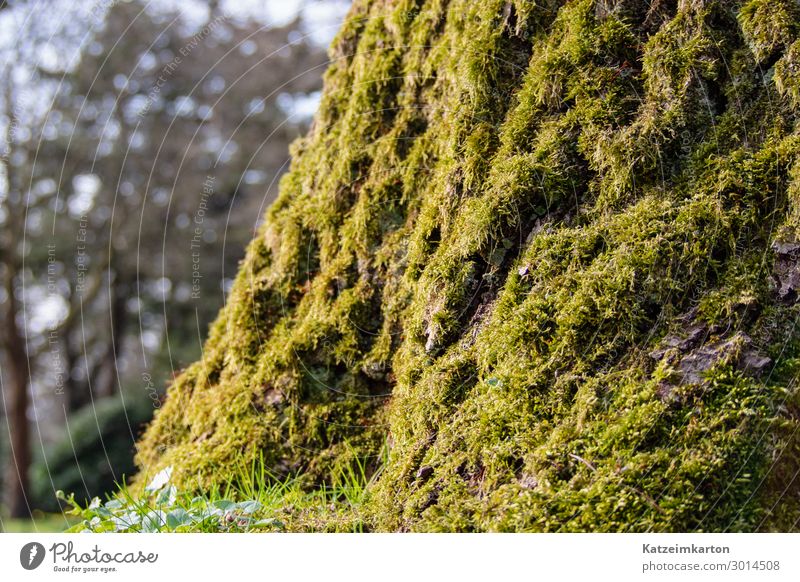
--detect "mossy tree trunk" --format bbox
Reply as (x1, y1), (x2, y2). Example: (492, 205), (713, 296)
(139, 0), (800, 531)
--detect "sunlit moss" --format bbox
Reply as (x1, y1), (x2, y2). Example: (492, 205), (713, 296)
(137, 0), (800, 531)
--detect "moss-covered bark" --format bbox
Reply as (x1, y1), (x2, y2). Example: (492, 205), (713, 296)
(137, 0), (800, 531)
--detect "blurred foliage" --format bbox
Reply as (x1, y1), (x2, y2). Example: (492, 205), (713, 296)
(0, 0), (339, 516)
(30, 396), (153, 512)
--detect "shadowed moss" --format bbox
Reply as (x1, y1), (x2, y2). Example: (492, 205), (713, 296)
(137, 0), (800, 531)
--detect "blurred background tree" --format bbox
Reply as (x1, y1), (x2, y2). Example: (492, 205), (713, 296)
(0, 0), (349, 523)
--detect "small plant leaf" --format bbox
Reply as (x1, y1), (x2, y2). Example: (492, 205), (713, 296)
(237, 500), (261, 514)
(145, 466), (173, 492)
(166, 508), (190, 529)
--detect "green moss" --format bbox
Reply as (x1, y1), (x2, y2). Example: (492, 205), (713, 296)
(137, 0), (800, 531)
(739, 0), (799, 63)
(776, 39), (800, 108)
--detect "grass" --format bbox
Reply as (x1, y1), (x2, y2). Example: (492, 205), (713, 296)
(1, 512), (79, 533)
(60, 449), (379, 533)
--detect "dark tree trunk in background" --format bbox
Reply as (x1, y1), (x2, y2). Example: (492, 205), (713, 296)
(97, 273), (128, 398)
(63, 338), (88, 412)
(3, 269), (31, 519)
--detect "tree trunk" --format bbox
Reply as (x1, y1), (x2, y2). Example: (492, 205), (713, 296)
(63, 337), (88, 412)
(97, 274), (128, 398)
(136, 0), (800, 531)
(3, 269), (31, 519)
